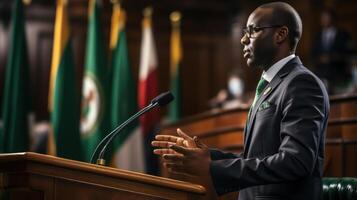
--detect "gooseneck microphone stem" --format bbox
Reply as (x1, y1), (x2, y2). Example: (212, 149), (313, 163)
(90, 102), (158, 165)
(90, 91), (174, 165)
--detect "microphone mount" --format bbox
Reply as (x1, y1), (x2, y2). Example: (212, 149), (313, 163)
(95, 102), (158, 165)
(90, 91), (174, 166)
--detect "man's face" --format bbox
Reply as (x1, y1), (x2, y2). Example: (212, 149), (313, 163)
(241, 8), (277, 70)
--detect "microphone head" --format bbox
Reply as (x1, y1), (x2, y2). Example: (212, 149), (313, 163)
(151, 91), (174, 106)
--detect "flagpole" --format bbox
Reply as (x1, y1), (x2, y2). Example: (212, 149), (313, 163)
(170, 11), (181, 78)
(170, 11), (181, 25)
(169, 11), (183, 121)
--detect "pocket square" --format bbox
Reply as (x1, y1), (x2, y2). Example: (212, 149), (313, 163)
(259, 101), (272, 111)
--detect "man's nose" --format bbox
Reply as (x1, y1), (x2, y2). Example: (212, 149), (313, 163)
(240, 34), (250, 45)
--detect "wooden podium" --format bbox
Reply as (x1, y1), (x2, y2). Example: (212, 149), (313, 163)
(0, 152), (206, 200)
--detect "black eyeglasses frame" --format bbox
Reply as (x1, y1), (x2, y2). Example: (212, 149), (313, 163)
(242, 25), (283, 38)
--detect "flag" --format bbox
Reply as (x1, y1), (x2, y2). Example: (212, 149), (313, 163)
(48, 0), (82, 160)
(169, 11), (182, 121)
(0, 0), (30, 153)
(138, 7), (160, 136)
(80, 0), (110, 162)
(109, 3), (145, 172)
(138, 7), (160, 174)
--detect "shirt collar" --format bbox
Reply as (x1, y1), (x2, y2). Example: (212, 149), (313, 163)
(262, 54), (295, 82)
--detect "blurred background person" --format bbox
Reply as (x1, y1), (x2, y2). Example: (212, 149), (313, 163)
(209, 69), (251, 109)
(30, 121), (50, 154)
(311, 8), (353, 94)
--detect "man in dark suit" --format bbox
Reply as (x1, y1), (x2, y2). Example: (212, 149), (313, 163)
(152, 2), (329, 200)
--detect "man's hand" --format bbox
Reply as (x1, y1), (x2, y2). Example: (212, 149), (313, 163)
(152, 129), (211, 177)
(152, 128), (197, 156)
(152, 129), (218, 199)
(164, 136), (211, 177)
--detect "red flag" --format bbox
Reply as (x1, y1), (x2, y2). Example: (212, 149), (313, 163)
(138, 7), (160, 135)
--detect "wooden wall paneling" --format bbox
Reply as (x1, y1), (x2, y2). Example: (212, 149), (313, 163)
(324, 141), (343, 177)
(288, 0), (316, 62)
(161, 109), (248, 137)
(214, 111), (246, 127)
(172, 118), (217, 135)
(26, 21), (54, 121)
(340, 101), (357, 177)
(212, 38), (232, 96)
(344, 139), (357, 177)
(155, 30), (171, 99)
(201, 130), (243, 149)
(182, 37), (213, 116)
(180, 35), (229, 116)
(325, 95), (357, 177)
(341, 101), (357, 137)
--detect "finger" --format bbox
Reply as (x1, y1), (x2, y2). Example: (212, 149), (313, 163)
(151, 141), (176, 148)
(177, 129), (193, 141)
(177, 129), (197, 148)
(153, 148), (177, 155)
(155, 135), (182, 143)
(193, 136), (201, 147)
(170, 144), (191, 155)
(193, 136), (207, 149)
(176, 137), (185, 146)
(163, 154), (184, 162)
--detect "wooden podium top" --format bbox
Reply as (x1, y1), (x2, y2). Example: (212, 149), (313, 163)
(0, 152), (206, 200)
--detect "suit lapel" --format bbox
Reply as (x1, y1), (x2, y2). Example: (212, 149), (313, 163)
(243, 57), (302, 150)
(244, 76), (282, 148)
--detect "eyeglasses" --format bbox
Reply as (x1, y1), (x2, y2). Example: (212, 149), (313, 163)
(242, 25), (282, 38)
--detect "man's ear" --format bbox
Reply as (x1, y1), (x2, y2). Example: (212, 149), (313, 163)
(275, 26), (289, 44)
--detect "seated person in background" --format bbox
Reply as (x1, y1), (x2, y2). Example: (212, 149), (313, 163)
(311, 9), (352, 94)
(152, 2), (329, 200)
(209, 70), (251, 109)
(31, 121), (50, 154)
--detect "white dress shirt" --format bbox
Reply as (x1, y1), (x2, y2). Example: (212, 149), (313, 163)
(262, 54), (296, 83)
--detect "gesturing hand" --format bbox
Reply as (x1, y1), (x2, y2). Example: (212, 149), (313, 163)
(152, 128), (197, 156)
(152, 129), (218, 199)
(152, 129), (211, 177)
(164, 136), (211, 177)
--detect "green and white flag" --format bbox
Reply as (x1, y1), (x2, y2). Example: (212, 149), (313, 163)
(0, 0), (30, 153)
(108, 3), (145, 172)
(81, 0), (111, 162)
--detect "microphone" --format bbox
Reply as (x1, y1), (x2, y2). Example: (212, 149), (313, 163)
(151, 91), (175, 106)
(90, 91), (174, 165)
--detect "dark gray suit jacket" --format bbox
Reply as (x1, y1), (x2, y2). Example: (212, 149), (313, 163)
(210, 57), (329, 200)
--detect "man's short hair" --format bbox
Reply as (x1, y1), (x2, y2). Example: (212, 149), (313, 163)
(260, 2), (302, 51)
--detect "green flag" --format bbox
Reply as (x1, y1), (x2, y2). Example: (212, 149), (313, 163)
(48, 0), (82, 161)
(80, 0), (110, 162)
(108, 4), (144, 171)
(168, 12), (182, 121)
(0, 0), (30, 153)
